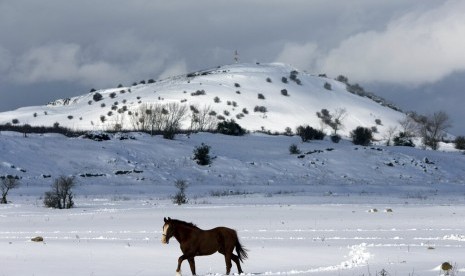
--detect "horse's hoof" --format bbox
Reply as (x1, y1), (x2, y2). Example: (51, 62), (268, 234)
(175, 271), (182, 276)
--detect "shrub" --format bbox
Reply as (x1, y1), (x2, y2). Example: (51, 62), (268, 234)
(44, 176), (75, 209)
(117, 84), (123, 88)
(393, 132), (415, 147)
(139, 80), (146, 84)
(67, 115), (73, 120)
(193, 143), (211, 165)
(223, 110), (230, 116)
(172, 180), (188, 205)
(336, 75), (348, 83)
(296, 125), (325, 142)
(33, 113), (38, 118)
(254, 106), (267, 113)
(213, 96), (221, 103)
(234, 83), (240, 88)
(350, 126), (373, 146)
(375, 119), (382, 125)
(12, 119), (19, 124)
(217, 119), (246, 136)
(191, 90), (206, 96)
(93, 92), (103, 102)
(284, 127), (293, 136)
(289, 144), (301, 154)
(455, 136), (465, 150)
(281, 77), (288, 83)
(281, 89), (288, 96)
(242, 108), (249, 114)
(331, 134), (341, 143)
(148, 79), (155, 84)
(109, 92), (116, 99)
(101, 103), (106, 108)
(266, 77), (272, 83)
(258, 93), (265, 100)
(90, 88), (97, 93)
(324, 82), (332, 90)
(100, 115), (106, 123)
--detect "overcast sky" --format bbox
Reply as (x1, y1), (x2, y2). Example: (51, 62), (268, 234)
(1, 0), (464, 134)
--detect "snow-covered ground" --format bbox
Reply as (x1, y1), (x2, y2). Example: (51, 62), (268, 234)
(2, 197), (465, 276)
(1, 130), (465, 275)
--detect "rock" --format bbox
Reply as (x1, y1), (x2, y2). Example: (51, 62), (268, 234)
(31, 236), (44, 242)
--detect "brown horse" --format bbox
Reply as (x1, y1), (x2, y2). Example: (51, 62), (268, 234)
(161, 217), (248, 275)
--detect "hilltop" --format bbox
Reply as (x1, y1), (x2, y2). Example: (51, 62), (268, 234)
(0, 63), (405, 139)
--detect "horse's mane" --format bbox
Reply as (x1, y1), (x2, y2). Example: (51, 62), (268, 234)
(171, 219), (200, 230)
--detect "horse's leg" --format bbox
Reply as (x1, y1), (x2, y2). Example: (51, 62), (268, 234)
(187, 257), (196, 275)
(231, 254), (243, 274)
(218, 248), (232, 275)
(176, 254), (187, 275)
(224, 252), (233, 275)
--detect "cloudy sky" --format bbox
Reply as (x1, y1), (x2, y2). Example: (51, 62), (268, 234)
(1, 0), (464, 134)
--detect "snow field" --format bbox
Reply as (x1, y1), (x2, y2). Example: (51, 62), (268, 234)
(2, 198), (465, 276)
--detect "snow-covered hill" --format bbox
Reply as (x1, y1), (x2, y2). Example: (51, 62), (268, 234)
(0, 63), (405, 139)
(1, 131), (464, 200)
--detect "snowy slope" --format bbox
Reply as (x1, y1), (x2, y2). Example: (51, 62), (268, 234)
(1, 131), (464, 200)
(0, 63), (405, 139)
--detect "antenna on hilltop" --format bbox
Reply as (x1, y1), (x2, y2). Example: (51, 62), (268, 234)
(234, 50), (239, 63)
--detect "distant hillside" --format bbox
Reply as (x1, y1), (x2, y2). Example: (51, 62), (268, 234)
(0, 63), (406, 139)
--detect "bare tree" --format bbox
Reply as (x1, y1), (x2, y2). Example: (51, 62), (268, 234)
(162, 102), (188, 139)
(420, 111), (451, 150)
(316, 108), (347, 135)
(44, 176), (75, 209)
(129, 104), (151, 131)
(1, 177), (20, 204)
(384, 126), (398, 146)
(190, 105), (218, 132)
(398, 115), (419, 138)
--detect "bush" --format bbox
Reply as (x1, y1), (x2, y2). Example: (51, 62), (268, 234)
(266, 77), (272, 83)
(193, 143), (211, 165)
(331, 134), (341, 143)
(93, 92), (103, 102)
(393, 132), (415, 147)
(234, 83), (240, 88)
(172, 180), (188, 205)
(454, 136), (465, 150)
(281, 89), (288, 96)
(258, 93), (265, 100)
(254, 106), (267, 113)
(289, 144), (301, 154)
(281, 77), (288, 83)
(324, 82), (332, 90)
(109, 92), (116, 99)
(296, 125), (325, 142)
(12, 119), (19, 124)
(350, 126), (373, 146)
(217, 119), (246, 136)
(44, 176), (75, 209)
(214, 96), (221, 103)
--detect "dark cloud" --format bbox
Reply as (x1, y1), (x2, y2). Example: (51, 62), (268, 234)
(1, 0), (464, 134)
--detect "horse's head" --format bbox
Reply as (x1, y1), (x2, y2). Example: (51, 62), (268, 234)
(161, 217), (174, 244)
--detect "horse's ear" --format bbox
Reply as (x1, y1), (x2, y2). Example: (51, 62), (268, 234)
(164, 217), (167, 223)
(168, 217), (171, 221)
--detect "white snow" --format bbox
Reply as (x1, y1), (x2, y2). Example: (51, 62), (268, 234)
(0, 130), (464, 275)
(1, 63), (464, 276)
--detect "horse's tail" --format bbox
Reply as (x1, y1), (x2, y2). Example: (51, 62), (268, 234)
(235, 237), (249, 262)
